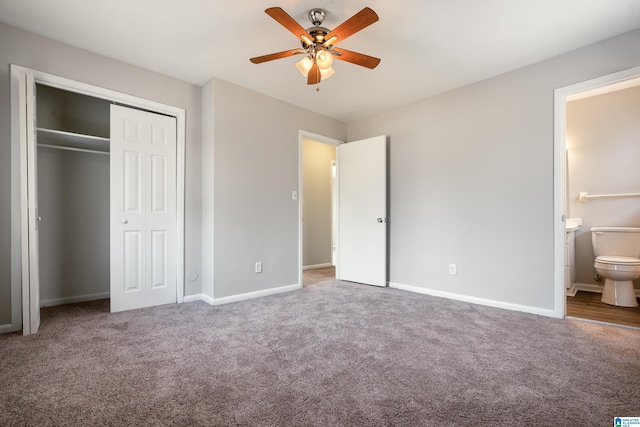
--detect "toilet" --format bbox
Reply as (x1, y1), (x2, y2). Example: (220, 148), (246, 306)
(591, 227), (640, 307)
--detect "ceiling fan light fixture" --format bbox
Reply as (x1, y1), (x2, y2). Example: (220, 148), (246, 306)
(315, 49), (334, 69)
(320, 66), (335, 80)
(295, 57), (312, 75)
(295, 57), (335, 80)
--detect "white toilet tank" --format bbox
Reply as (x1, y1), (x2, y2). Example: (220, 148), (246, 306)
(591, 227), (640, 257)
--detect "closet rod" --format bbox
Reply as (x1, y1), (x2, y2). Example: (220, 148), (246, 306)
(578, 191), (640, 202)
(38, 143), (109, 156)
(112, 101), (175, 118)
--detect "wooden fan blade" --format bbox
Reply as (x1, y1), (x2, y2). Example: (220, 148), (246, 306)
(307, 63), (321, 85)
(250, 49), (305, 64)
(265, 7), (311, 42)
(332, 48), (381, 69)
(325, 7), (379, 45)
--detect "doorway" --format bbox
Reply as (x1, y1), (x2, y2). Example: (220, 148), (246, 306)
(565, 79), (640, 328)
(554, 65), (640, 327)
(10, 65), (187, 334)
(299, 131), (341, 286)
(298, 132), (389, 288)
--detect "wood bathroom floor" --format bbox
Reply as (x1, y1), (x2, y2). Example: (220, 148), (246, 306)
(567, 291), (640, 329)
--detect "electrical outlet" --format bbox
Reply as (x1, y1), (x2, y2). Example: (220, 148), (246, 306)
(449, 264), (457, 275)
(255, 262), (262, 274)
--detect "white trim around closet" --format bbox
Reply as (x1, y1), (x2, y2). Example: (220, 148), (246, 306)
(9, 65), (187, 333)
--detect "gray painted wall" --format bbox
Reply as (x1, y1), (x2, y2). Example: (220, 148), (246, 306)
(0, 22), (202, 326)
(347, 29), (640, 311)
(303, 139), (336, 267)
(38, 148), (110, 303)
(205, 79), (346, 300)
(567, 85), (640, 290)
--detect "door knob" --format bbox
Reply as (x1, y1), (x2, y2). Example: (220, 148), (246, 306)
(377, 218), (383, 223)
(121, 219), (128, 224)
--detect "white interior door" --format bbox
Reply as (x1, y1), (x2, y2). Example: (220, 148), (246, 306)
(337, 135), (387, 286)
(21, 72), (41, 334)
(110, 105), (177, 312)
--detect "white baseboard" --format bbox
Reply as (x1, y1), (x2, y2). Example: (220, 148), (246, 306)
(574, 282), (604, 294)
(183, 293), (215, 305)
(40, 292), (110, 308)
(303, 263), (333, 271)
(0, 323), (20, 334)
(566, 283), (578, 297)
(389, 282), (559, 318)
(574, 282), (640, 297)
(213, 283), (301, 306)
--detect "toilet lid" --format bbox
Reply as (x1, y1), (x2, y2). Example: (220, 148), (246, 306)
(596, 256), (640, 265)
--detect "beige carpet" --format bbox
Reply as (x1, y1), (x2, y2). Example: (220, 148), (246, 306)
(1, 279), (639, 426)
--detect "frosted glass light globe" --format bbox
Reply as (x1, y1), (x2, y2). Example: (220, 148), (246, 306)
(315, 50), (334, 69)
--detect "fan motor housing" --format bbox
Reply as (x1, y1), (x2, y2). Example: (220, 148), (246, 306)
(305, 26), (330, 45)
(302, 8), (331, 46)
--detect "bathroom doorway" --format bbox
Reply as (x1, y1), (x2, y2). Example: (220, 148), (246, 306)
(554, 66), (640, 328)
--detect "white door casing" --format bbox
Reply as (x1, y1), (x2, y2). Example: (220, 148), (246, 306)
(337, 135), (387, 287)
(21, 72), (41, 334)
(110, 105), (177, 312)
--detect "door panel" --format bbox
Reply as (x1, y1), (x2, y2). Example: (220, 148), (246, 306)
(146, 109), (176, 306)
(151, 230), (167, 288)
(123, 230), (143, 292)
(111, 105), (177, 312)
(151, 155), (167, 213)
(123, 151), (142, 212)
(337, 135), (387, 287)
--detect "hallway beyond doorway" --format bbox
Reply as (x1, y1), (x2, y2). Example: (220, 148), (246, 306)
(303, 267), (335, 286)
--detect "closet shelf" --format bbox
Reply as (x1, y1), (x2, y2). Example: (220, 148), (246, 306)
(37, 128), (110, 153)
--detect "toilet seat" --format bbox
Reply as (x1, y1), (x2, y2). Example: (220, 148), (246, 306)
(595, 255), (640, 265)
(595, 256), (640, 272)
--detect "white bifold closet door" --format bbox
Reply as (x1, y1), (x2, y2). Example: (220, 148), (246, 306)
(110, 105), (177, 312)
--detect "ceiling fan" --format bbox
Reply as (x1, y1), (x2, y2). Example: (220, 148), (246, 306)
(250, 7), (381, 86)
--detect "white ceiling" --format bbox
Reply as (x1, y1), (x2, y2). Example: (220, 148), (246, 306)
(2, 0), (640, 122)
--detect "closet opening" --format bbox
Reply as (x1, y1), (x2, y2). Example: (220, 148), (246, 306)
(36, 84), (112, 310)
